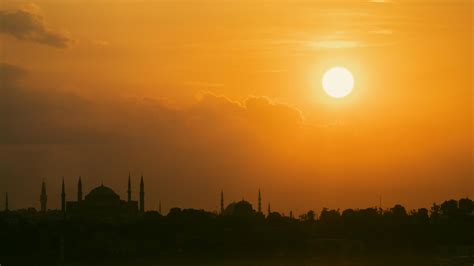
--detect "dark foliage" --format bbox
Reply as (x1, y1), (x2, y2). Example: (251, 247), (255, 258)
(0, 198), (473, 264)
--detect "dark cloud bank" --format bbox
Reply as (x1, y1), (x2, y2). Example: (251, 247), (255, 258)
(0, 7), (72, 48)
(0, 63), (471, 212)
(0, 63), (308, 211)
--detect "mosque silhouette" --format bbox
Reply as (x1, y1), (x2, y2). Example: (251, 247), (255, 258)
(31, 174), (266, 219)
(38, 174), (145, 218)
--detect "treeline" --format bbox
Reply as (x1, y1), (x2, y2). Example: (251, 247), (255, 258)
(0, 198), (473, 262)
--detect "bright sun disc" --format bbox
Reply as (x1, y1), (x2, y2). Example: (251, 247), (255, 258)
(322, 67), (354, 98)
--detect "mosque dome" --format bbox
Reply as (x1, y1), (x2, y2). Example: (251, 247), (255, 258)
(85, 185), (120, 202)
(223, 200), (254, 216)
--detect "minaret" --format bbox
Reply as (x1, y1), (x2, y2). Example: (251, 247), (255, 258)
(258, 189), (262, 213)
(5, 192), (9, 212)
(77, 176), (83, 202)
(267, 203), (271, 216)
(379, 195), (382, 214)
(40, 180), (47, 212)
(61, 177), (66, 213)
(220, 190), (224, 214)
(127, 173), (132, 202)
(139, 174), (144, 212)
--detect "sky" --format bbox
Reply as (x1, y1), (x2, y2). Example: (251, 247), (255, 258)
(0, 0), (472, 215)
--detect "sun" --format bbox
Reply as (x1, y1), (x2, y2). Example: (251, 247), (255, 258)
(322, 67), (354, 98)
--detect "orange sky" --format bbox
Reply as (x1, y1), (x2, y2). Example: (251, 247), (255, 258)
(0, 0), (472, 214)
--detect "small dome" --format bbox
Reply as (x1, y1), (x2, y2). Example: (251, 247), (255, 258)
(223, 200), (254, 216)
(85, 185), (120, 201)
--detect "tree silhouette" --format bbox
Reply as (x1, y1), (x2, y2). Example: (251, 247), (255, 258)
(0, 197), (473, 263)
(299, 210), (315, 222)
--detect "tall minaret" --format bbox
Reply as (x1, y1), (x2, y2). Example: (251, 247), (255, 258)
(378, 195), (382, 214)
(258, 189), (262, 213)
(61, 177), (66, 213)
(139, 174), (144, 212)
(5, 192), (9, 212)
(77, 177), (83, 202)
(40, 180), (47, 212)
(267, 203), (271, 216)
(127, 173), (132, 202)
(220, 190), (224, 214)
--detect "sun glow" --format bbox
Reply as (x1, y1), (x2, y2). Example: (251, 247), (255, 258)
(322, 67), (354, 98)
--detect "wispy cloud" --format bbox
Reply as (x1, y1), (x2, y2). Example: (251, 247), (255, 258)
(255, 69), (288, 73)
(92, 40), (109, 46)
(308, 40), (361, 49)
(183, 81), (224, 88)
(369, 0), (395, 3)
(264, 37), (395, 52)
(369, 29), (393, 35)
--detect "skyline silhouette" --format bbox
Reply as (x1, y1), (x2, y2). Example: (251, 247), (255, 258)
(3, 174), (473, 219)
(1, 193), (473, 265)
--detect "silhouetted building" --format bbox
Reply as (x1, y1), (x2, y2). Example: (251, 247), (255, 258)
(61, 178), (66, 213)
(267, 203), (271, 216)
(40, 181), (47, 212)
(77, 176), (83, 201)
(258, 189), (262, 213)
(66, 176), (140, 219)
(220, 190), (224, 214)
(140, 174), (145, 212)
(5, 192), (8, 212)
(127, 173), (132, 202)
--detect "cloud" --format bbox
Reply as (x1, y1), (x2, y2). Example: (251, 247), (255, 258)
(255, 69), (288, 73)
(0, 63), (471, 211)
(0, 65), (309, 209)
(309, 40), (361, 49)
(92, 40), (109, 46)
(271, 38), (388, 51)
(0, 62), (27, 85)
(192, 92), (303, 130)
(244, 96), (303, 129)
(0, 6), (73, 48)
(369, 0), (395, 3)
(0, 63), (105, 144)
(0, 66), (303, 146)
(369, 29), (393, 35)
(183, 81), (225, 88)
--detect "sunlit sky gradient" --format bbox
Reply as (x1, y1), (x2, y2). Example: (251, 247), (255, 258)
(1, 0), (472, 214)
